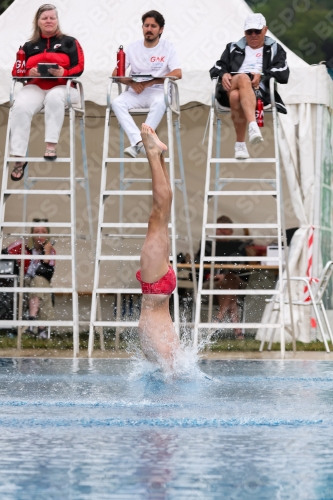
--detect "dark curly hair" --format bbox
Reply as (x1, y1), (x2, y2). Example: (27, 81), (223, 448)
(142, 10), (165, 35)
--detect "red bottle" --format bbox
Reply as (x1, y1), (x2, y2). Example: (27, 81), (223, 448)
(255, 93), (264, 127)
(116, 45), (125, 77)
(15, 46), (26, 77)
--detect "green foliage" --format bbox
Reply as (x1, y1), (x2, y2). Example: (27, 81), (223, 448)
(0, 0), (14, 15)
(209, 339), (327, 352)
(0, 332), (327, 352)
(245, 0), (333, 64)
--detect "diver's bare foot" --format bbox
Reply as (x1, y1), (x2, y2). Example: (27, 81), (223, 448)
(141, 124), (167, 154)
(149, 127), (167, 152)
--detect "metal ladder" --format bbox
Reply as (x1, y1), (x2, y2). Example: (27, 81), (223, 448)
(88, 77), (196, 356)
(0, 77), (91, 356)
(193, 78), (292, 357)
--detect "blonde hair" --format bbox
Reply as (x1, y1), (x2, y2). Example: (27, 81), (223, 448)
(31, 218), (50, 234)
(30, 4), (63, 43)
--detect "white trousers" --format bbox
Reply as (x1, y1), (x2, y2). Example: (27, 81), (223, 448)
(10, 84), (79, 156)
(112, 87), (166, 146)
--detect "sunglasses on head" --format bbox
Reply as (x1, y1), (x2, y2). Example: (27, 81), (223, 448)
(32, 218), (49, 223)
(245, 28), (263, 35)
(38, 4), (56, 10)
(37, 4), (57, 15)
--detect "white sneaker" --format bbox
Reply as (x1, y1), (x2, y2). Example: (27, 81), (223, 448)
(124, 141), (146, 158)
(248, 121), (263, 144)
(234, 142), (250, 160)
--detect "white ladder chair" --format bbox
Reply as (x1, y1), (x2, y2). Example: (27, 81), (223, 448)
(0, 77), (91, 356)
(88, 77), (196, 356)
(262, 261), (333, 353)
(193, 77), (293, 357)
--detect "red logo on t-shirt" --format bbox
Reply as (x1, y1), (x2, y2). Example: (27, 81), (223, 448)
(150, 56), (165, 62)
(256, 53), (262, 57)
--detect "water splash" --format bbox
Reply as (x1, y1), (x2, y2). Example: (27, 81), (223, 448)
(124, 307), (216, 382)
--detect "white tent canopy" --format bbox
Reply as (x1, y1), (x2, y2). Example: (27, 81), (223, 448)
(0, 0), (332, 343)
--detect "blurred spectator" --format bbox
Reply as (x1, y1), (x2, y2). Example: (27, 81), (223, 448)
(195, 215), (247, 339)
(2, 219), (56, 338)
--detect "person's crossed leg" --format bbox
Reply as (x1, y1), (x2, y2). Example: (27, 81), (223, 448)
(227, 74), (263, 160)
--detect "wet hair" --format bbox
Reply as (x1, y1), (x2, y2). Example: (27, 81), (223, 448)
(142, 10), (165, 35)
(30, 4), (64, 43)
(217, 215), (233, 224)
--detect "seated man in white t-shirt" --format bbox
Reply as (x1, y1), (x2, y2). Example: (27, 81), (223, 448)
(210, 13), (289, 159)
(112, 10), (182, 158)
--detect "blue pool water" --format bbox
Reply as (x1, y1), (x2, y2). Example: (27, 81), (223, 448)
(0, 357), (332, 499)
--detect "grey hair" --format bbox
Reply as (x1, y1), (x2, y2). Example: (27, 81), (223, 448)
(30, 4), (63, 43)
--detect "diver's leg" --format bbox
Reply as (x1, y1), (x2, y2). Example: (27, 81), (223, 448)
(140, 124), (172, 283)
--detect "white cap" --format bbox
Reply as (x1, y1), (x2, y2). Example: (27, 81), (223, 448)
(244, 13), (266, 31)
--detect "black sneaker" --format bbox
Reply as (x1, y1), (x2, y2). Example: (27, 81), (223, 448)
(37, 328), (48, 340)
(24, 327), (35, 336)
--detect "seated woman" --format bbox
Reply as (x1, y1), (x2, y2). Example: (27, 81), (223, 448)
(10, 4), (84, 181)
(136, 124), (180, 370)
(25, 221), (56, 338)
(3, 219), (56, 339)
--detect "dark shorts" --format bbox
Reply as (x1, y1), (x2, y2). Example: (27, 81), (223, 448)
(215, 74), (268, 108)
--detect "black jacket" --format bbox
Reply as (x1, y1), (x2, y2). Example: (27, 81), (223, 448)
(195, 240), (247, 264)
(194, 239), (249, 282)
(210, 36), (289, 114)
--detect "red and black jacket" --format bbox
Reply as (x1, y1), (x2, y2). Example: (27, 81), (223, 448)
(2, 241), (56, 282)
(12, 33), (84, 90)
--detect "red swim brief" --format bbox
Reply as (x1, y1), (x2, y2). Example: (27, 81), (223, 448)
(136, 265), (176, 295)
